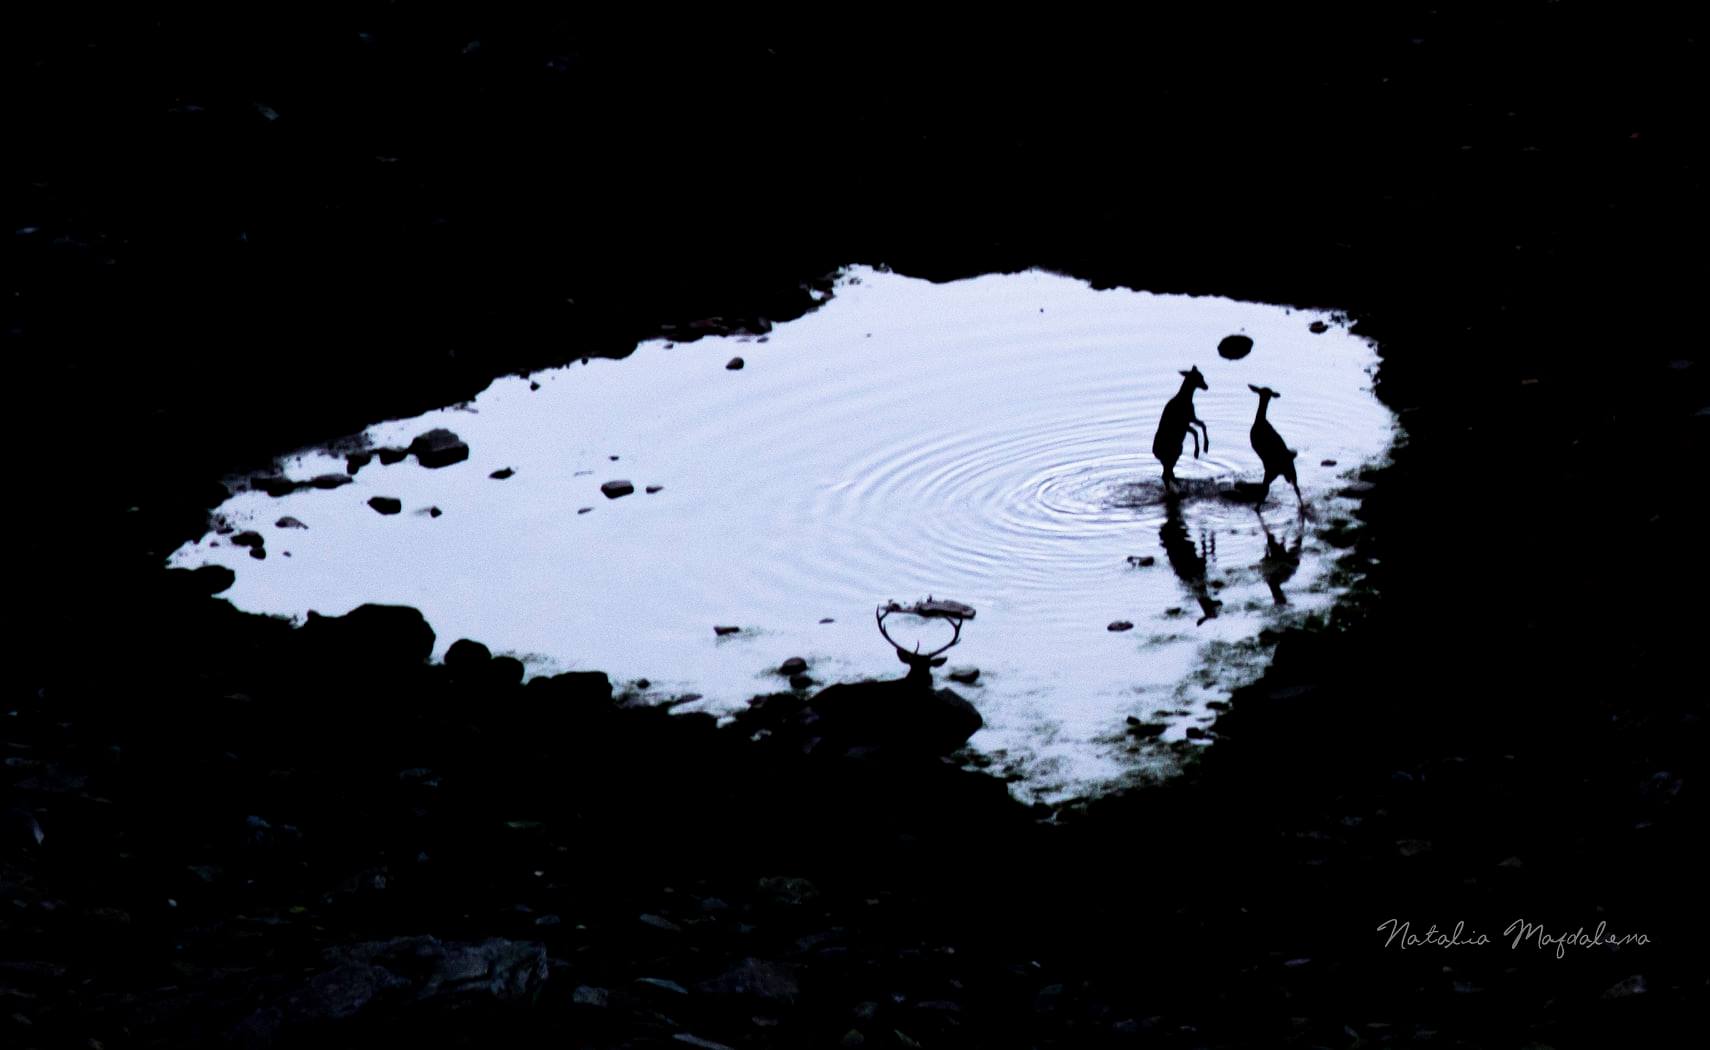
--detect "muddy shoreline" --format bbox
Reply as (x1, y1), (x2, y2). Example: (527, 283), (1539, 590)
(10, 10), (1706, 1048)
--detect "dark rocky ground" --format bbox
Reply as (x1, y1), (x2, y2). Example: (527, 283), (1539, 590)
(5, 7), (1706, 1048)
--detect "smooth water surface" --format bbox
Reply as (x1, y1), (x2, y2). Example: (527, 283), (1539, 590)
(170, 268), (1396, 800)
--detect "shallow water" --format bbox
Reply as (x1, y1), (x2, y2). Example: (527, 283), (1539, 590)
(170, 268), (1396, 801)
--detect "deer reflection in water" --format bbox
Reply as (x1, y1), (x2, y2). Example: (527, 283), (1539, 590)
(1159, 496), (1223, 625)
(1258, 511), (1304, 606)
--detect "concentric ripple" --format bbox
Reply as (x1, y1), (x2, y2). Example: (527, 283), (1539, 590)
(168, 268), (1398, 802)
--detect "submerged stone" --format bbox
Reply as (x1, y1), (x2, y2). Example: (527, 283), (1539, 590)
(368, 496), (402, 515)
(601, 480), (634, 499)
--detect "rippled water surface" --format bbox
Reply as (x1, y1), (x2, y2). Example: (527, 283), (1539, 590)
(171, 268), (1397, 800)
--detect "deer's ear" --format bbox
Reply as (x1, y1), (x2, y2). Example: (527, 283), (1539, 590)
(896, 649), (914, 665)
(930, 656), (949, 667)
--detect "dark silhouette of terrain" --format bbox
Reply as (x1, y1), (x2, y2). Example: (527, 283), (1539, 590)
(6, 7), (1704, 1048)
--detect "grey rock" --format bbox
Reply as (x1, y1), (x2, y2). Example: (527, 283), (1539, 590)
(634, 976), (689, 996)
(571, 984), (609, 1007)
(779, 657), (808, 676)
(275, 516), (308, 529)
(368, 497), (402, 515)
(409, 428), (470, 469)
(695, 957), (801, 1004)
(238, 936), (546, 1042)
(726, 357), (744, 370)
(1108, 620), (1134, 632)
(601, 480), (635, 499)
(948, 667), (980, 684)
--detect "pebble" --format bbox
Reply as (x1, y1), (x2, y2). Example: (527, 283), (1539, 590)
(601, 480), (635, 499)
(368, 497), (402, 515)
(1108, 620), (1134, 632)
(726, 357), (745, 370)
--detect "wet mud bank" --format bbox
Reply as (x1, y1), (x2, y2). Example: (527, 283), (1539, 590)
(11, 9), (1707, 1048)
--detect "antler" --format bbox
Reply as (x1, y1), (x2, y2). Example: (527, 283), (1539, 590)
(875, 603), (964, 659)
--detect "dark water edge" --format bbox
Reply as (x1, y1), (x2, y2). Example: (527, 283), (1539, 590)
(8, 9), (1707, 1049)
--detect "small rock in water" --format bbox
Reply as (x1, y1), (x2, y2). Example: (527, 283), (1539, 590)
(1320, 459), (1338, 467)
(886, 597), (976, 620)
(819, 617), (835, 624)
(529, 381), (541, 391)
(249, 547), (266, 560)
(1217, 334), (1254, 360)
(1126, 720), (1167, 738)
(1126, 555), (1155, 567)
(726, 357), (744, 370)
(1108, 620), (1134, 632)
(1185, 726), (1210, 740)
(646, 485), (663, 494)
(253, 475), (298, 497)
(275, 516), (308, 529)
(309, 473), (352, 490)
(601, 480), (635, 498)
(410, 428), (470, 469)
(368, 496), (402, 515)
(948, 667), (980, 684)
(789, 673), (814, 690)
(376, 446), (410, 465)
(609, 455), (619, 461)
(577, 507), (593, 515)
(428, 506), (443, 518)
(490, 467), (515, 479)
(1309, 320), (1330, 334)
(778, 657), (808, 676)
(346, 451), (373, 474)
(231, 531), (265, 549)
(714, 625), (742, 636)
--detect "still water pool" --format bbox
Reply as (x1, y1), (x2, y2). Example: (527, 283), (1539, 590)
(170, 268), (1397, 801)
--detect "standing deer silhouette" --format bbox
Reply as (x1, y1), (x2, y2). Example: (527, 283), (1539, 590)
(1152, 366), (1209, 495)
(1247, 384), (1302, 508)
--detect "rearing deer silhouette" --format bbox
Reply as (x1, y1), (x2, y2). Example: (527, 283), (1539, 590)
(1153, 366), (1210, 494)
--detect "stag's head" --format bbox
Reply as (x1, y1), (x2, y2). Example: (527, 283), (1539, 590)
(1180, 365), (1209, 391)
(876, 603), (964, 686)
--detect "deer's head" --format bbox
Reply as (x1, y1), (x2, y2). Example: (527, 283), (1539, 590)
(876, 603), (964, 687)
